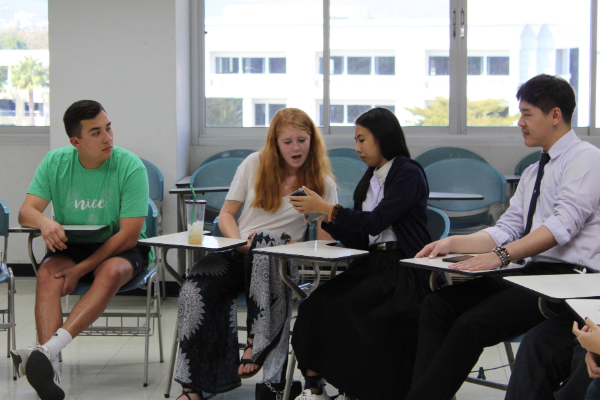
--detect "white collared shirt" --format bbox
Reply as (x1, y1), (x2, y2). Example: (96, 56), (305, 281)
(483, 130), (600, 271)
(364, 158), (398, 246)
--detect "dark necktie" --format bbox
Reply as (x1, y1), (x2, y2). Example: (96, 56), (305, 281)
(523, 152), (551, 236)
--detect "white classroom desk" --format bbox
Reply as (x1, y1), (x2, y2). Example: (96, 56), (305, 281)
(399, 255), (525, 290)
(566, 299), (600, 324)
(9, 225), (108, 272)
(139, 231), (245, 286)
(504, 274), (600, 302)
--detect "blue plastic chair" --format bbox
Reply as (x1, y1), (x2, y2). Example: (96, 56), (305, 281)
(191, 157), (249, 231)
(140, 158), (166, 298)
(415, 147), (488, 169)
(0, 199), (16, 379)
(425, 159), (506, 235)
(201, 149), (254, 167)
(426, 206), (450, 241)
(328, 148), (361, 160)
(55, 199), (163, 386)
(329, 156), (368, 209)
(515, 151), (541, 175)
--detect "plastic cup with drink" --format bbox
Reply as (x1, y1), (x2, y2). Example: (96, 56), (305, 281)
(185, 199), (206, 245)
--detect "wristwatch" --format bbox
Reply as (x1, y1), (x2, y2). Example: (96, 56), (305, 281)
(280, 232), (291, 245)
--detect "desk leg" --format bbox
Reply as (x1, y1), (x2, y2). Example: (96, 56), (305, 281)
(277, 256), (305, 300)
(429, 271), (440, 291)
(162, 247), (184, 286)
(538, 297), (557, 320)
(27, 233), (40, 275)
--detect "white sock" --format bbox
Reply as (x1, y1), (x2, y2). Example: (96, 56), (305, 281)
(42, 328), (72, 360)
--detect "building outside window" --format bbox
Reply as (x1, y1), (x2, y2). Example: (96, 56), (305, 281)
(201, 0), (592, 132)
(0, 0), (49, 127)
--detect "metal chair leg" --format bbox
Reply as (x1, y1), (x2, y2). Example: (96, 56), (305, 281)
(165, 316), (180, 398)
(504, 341), (516, 371)
(143, 272), (155, 387)
(155, 275), (164, 362)
(283, 349), (297, 400)
(10, 271), (16, 380)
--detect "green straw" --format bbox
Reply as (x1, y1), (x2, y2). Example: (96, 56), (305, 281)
(189, 184), (197, 227)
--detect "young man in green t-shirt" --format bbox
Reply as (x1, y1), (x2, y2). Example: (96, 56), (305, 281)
(10, 100), (150, 400)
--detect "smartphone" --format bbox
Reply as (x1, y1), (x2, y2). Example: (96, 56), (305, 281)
(288, 188), (325, 222)
(441, 255), (474, 263)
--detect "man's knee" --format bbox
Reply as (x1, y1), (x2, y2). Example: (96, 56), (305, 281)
(37, 256), (71, 284)
(94, 258), (134, 287)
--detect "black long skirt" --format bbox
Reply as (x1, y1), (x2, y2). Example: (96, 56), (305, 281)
(291, 249), (429, 399)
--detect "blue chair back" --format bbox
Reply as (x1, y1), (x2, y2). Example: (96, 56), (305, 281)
(427, 206), (450, 241)
(415, 147), (488, 169)
(515, 151), (541, 176)
(141, 158), (164, 202)
(0, 198), (8, 239)
(424, 159), (506, 212)
(145, 198), (159, 238)
(330, 156), (368, 209)
(201, 149), (254, 167)
(191, 158), (246, 225)
(328, 148), (360, 160)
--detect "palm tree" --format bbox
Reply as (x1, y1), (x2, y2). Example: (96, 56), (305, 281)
(10, 56), (49, 126)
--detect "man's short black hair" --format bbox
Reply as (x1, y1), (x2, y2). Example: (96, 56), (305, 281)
(516, 74), (576, 124)
(63, 100), (106, 138)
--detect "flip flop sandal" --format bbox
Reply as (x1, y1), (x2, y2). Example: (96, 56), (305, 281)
(238, 340), (263, 379)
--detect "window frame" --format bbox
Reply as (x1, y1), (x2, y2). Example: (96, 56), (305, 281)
(194, 0), (600, 142)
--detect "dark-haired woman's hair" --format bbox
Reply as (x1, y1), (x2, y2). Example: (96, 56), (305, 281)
(353, 107), (411, 204)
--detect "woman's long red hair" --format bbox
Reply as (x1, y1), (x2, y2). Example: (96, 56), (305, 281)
(252, 108), (333, 212)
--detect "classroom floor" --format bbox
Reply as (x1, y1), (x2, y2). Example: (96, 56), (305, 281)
(0, 278), (511, 399)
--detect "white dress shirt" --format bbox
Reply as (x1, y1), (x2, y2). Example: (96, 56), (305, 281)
(364, 157), (398, 246)
(483, 130), (600, 271)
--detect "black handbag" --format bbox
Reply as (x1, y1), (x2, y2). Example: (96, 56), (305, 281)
(256, 380), (303, 400)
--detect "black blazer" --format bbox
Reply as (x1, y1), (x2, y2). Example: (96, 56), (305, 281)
(322, 155), (431, 258)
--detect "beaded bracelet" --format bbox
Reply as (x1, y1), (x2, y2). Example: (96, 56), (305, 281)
(492, 246), (511, 268)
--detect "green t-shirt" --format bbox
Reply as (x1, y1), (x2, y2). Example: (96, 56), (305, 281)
(27, 146), (150, 249)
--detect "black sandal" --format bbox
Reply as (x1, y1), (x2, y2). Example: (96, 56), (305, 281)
(238, 340), (262, 379)
(177, 388), (203, 400)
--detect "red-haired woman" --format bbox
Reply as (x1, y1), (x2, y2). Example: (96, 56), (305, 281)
(175, 108), (337, 400)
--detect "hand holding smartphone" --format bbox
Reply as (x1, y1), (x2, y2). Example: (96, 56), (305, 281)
(288, 188), (325, 222)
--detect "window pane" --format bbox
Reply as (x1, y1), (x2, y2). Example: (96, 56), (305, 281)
(255, 104), (266, 125)
(347, 105), (370, 123)
(0, 0), (49, 126)
(375, 57), (395, 75)
(268, 104), (286, 122)
(318, 56), (344, 75)
(487, 56), (509, 75)
(216, 57), (239, 74)
(242, 58), (265, 74)
(468, 0), (590, 127)
(206, 98), (243, 127)
(319, 104), (344, 125)
(347, 57), (371, 75)
(330, 0), (449, 127)
(429, 56), (449, 75)
(205, 0), (322, 128)
(269, 58), (286, 74)
(467, 57), (482, 75)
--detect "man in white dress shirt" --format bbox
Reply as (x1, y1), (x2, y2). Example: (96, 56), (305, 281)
(404, 74), (600, 400)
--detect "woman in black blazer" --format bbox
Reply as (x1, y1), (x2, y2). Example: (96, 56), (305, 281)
(289, 107), (431, 400)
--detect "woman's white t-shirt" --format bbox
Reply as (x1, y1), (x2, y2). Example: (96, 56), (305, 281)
(225, 152), (338, 242)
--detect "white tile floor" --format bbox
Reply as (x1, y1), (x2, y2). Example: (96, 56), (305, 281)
(0, 278), (513, 399)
